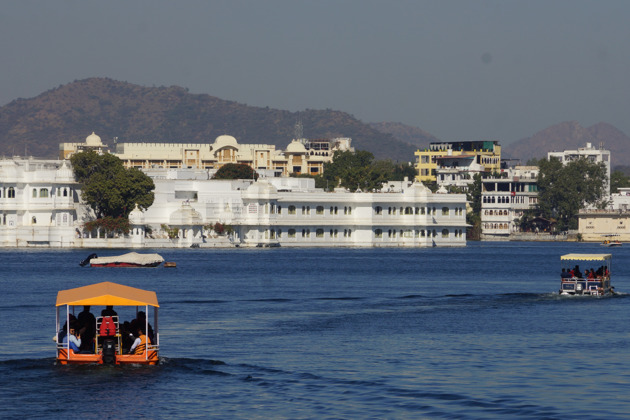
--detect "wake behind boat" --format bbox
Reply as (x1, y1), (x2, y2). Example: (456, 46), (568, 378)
(559, 253), (613, 296)
(80, 252), (164, 268)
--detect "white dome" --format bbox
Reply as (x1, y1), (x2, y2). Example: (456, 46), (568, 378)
(169, 202), (203, 225)
(213, 135), (239, 149)
(128, 204), (145, 225)
(85, 132), (102, 146)
(285, 140), (307, 154)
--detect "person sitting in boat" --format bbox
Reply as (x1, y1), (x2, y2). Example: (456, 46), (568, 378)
(134, 311), (155, 343)
(120, 321), (135, 354)
(101, 306), (118, 317)
(129, 325), (151, 355)
(587, 269), (596, 279)
(62, 326), (82, 353)
(57, 314), (78, 343)
(573, 265), (582, 278)
(561, 268), (571, 280)
(77, 306), (96, 352)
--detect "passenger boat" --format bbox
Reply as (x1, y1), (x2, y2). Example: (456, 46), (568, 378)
(559, 253), (613, 296)
(80, 252), (164, 267)
(55, 282), (159, 365)
(601, 235), (622, 247)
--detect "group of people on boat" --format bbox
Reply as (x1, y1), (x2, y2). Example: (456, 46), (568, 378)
(58, 305), (153, 355)
(561, 265), (609, 280)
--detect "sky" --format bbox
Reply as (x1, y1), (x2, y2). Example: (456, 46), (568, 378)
(2, 0), (629, 145)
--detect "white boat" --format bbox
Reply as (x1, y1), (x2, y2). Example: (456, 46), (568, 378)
(80, 252), (164, 268)
(559, 253), (613, 296)
(601, 234), (622, 247)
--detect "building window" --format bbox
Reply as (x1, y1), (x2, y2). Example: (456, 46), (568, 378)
(33, 189), (37, 198)
(442, 207), (449, 215)
(316, 228), (324, 237)
(316, 206), (324, 215)
(405, 207), (413, 215)
(442, 229), (449, 238)
(375, 206), (383, 215)
(40, 188), (49, 198)
(375, 229), (383, 238)
(288, 229), (296, 238)
(7, 187), (15, 198)
(288, 205), (296, 215)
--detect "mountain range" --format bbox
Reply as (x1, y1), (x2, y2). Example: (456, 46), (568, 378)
(0, 78), (628, 167)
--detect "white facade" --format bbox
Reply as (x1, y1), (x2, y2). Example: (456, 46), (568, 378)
(480, 166), (539, 239)
(0, 158), (468, 248)
(0, 158), (83, 247)
(140, 175), (468, 248)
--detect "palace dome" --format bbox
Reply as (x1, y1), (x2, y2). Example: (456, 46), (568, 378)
(285, 140), (307, 154)
(85, 132), (102, 146)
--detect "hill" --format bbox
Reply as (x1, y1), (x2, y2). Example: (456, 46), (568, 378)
(503, 121), (630, 167)
(368, 122), (439, 150)
(0, 78), (418, 161)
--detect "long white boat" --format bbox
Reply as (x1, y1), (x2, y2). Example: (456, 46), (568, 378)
(80, 252), (164, 268)
(559, 253), (613, 296)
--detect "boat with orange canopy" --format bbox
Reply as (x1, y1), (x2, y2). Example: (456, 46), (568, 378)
(55, 282), (159, 365)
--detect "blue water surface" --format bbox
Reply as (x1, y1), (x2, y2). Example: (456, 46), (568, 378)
(1, 242), (629, 419)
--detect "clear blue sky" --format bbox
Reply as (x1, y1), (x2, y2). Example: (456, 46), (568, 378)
(2, 0), (629, 145)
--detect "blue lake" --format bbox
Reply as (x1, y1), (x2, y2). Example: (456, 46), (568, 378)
(1, 242), (629, 418)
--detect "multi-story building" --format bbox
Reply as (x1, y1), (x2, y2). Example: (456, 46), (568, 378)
(415, 141), (501, 187)
(548, 142), (611, 196)
(0, 157), (468, 248)
(129, 176), (468, 248)
(480, 166), (539, 239)
(60, 132), (353, 177)
(0, 158), (83, 247)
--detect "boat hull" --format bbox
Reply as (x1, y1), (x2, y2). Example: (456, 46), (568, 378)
(90, 262), (162, 268)
(57, 348), (159, 365)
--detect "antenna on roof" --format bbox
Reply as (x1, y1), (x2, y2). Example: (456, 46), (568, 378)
(294, 116), (303, 140)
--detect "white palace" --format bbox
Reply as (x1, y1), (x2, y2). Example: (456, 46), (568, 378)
(0, 133), (469, 248)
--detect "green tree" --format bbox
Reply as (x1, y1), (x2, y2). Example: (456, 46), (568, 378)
(320, 150), (414, 192)
(213, 163), (258, 180)
(537, 157), (608, 231)
(71, 151), (155, 219)
(465, 173), (482, 240)
(610, 170), (630, 193)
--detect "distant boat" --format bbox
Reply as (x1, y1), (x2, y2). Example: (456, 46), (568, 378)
(601, 235), (622, 247)
(80, 252), (164, 268)
(559, 253), (614, 296)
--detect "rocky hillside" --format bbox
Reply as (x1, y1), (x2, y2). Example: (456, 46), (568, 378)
(368, 122), (440, 150)
(503, 121), (630, 167)
(0, 78), (419, 161)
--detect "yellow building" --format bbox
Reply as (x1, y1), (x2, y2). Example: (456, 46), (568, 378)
(59, 132), (108, 159)
(414, 141), (501, 183)
(60, 133), (353, 176)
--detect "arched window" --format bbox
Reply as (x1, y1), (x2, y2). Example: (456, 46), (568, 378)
(441, 207), (449, 215)
(375, 229), (383, 238)
(33, 189), (38, 198)
(7, 187), (15, 198)
(288, 205), (296, 215)
(375, 206), (383, 215)
(288, 229), (296, 238)
(405, 207), (413, 215)
(316, 228), (324, 237)
(316, 206), (324, 215)
(442, 229), (449, 237)
(40, 188), (49, 198)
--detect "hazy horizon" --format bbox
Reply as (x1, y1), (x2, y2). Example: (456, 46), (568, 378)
(2, 1), (629, 145)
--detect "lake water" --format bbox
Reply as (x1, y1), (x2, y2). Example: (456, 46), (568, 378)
(1, 242), (630, 419)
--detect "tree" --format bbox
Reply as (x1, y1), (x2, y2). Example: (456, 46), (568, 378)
(537, 157), (608, 231)
(320, 150), (414, 192)
(610, 170), (630, 193)
(70, 151), (155, 219)
(213, 163), (258, 180)
(466, 173), (482, 240)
